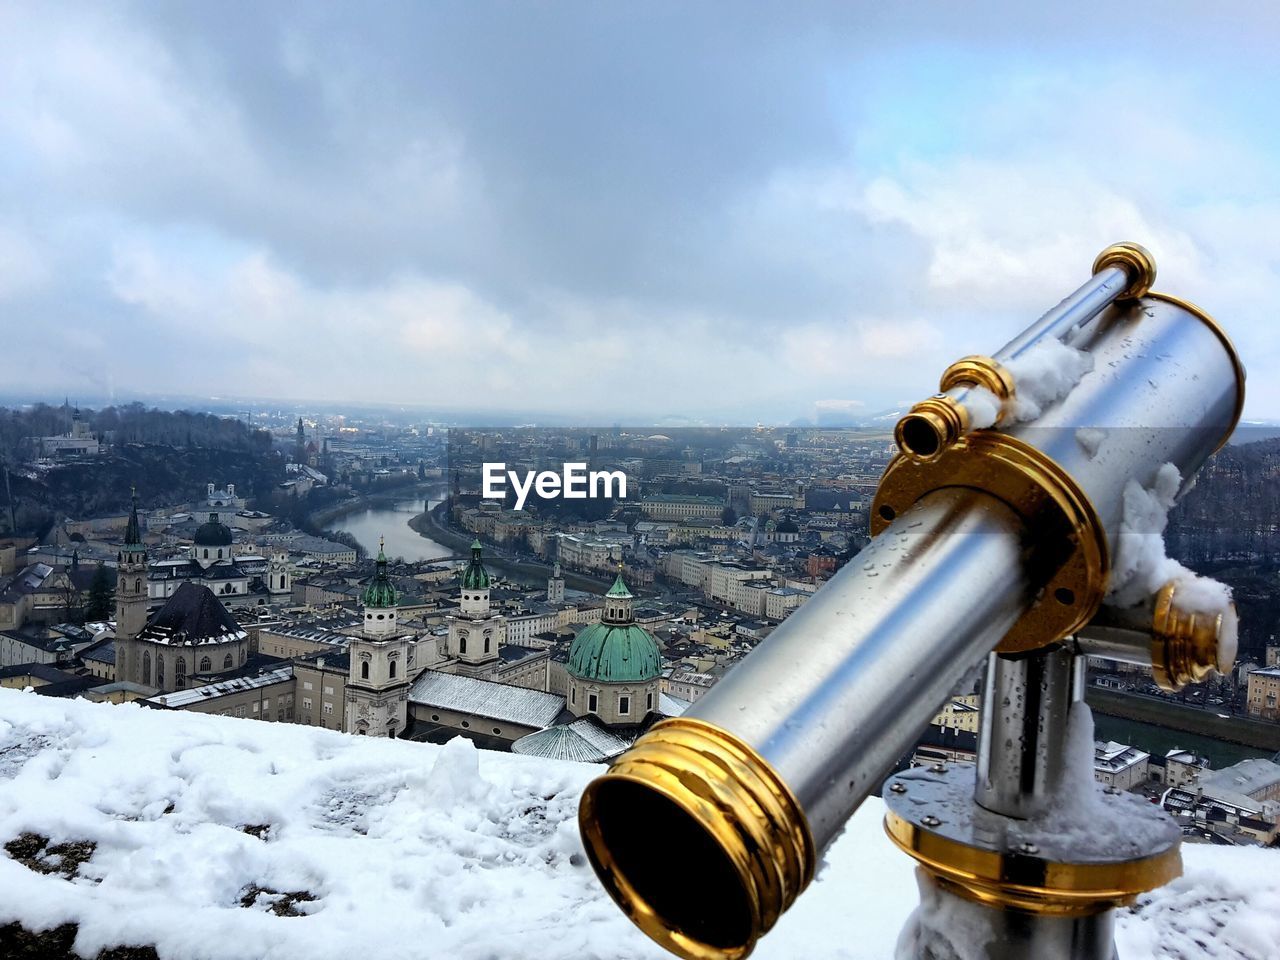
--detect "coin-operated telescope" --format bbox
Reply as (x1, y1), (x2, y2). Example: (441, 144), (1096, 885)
(578, 243), (1245, 960)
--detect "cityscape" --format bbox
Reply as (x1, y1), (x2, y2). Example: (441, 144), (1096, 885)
(2, 4), (1280, 960)
(3, 405), (1279, 836)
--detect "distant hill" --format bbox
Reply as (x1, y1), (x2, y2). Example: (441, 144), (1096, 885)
(0, 403), (283, 538)
(1166, 437), (1280, 565)
(1166, 437), (1280, 661)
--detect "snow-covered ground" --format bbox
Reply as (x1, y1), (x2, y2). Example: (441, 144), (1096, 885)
(0, 689), (1276, 960)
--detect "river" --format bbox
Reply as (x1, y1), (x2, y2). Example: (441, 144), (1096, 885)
(323, 492), (453, 562)
(1091, 713), (1272, 768)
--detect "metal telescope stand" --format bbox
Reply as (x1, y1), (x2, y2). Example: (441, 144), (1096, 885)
(885, 646), (1180, 960)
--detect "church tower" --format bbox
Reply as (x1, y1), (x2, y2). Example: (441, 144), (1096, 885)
(345, 539), (410, 737)
(547, 560), (565, 604)
(114, 489), (149, 684)
(267, 550), (291, 598)
(446, 540), (505, 672)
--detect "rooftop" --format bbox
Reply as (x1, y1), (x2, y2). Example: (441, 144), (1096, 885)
(136, 582), (248, 647)
(408, 670), (564, 729)
(146, 667), (295, 709)
(1201, 758), (1280, 800)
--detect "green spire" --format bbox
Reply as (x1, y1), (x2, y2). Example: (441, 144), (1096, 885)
(362, 536), (398, 608)
(462, 539), (490, 590)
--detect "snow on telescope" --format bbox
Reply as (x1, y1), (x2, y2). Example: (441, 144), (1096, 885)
(576, 243), (1245, 960)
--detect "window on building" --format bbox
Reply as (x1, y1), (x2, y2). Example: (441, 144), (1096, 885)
(323, 686), (334, 696)
(647, 692), (653, 710)
(223, 653), (233, 670)
(588, 693), (598, 713)
(389, 661), (397, 678)
(302, 698), (312, 710)
(461, 720), (470, 728)
(175, 658), (186, 689)
(142, 651), (151, 683)
(619, 695), (630, 716)
(156, 655), (165, 687)
(484, 634), (491, 653)
(492, 727), (501, 735)
(323, 703), (333, 715)
(459, 636), (467, 654)
(361, 662), (370, 680)
(571, 687), (576, 704)
(303, 681), (314, 691)
(199, 657), (211, 672)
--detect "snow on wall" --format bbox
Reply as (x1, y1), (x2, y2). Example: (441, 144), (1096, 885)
(0, 690), (1277, 960)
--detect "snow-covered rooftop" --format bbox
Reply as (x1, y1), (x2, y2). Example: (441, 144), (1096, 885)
(146, 667), (296, 710)
(408, 670), (565, 729)
(0, 689), (1278, 959)
(512, 717), (635, 763)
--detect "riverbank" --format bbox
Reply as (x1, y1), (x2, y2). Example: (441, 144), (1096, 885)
(308, 481), (447, 530)
(409, 500), (614, 592)
(1086, 687), (1280, 753)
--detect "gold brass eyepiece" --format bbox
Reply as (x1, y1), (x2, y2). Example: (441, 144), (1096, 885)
(1092, 242), (1157, 300)
(578, 717), (814, 960)
(895, 396), (968, 461)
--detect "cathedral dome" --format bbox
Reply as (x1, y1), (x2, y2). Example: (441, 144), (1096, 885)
(193, 513), (233, 547)
(568, 622), (661, 682)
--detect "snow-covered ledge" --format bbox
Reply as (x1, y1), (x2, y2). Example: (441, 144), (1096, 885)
(0, 690), (1276, 960)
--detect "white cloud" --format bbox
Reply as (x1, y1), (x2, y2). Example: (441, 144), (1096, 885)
(0, 225), (50, 300)
(2, 7), (1279, 423)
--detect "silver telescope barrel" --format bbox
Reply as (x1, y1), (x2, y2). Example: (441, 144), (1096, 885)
(578, 243), (1245, 960)
(579, 488), (1030, 959)
(687, 489), (1029, 846)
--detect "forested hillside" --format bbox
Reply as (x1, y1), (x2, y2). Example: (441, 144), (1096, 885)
(1167, 437), (1280, 661)
(0, 404), (283, 538)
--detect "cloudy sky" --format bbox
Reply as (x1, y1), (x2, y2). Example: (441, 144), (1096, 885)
(1, 2), (1277, 423)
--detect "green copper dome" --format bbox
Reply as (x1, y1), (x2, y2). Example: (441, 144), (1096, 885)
(568, 621), (661, 683)
(462, 539), (490, 590)
(363, 539), (398, 608)
(605, 570), (632, 599)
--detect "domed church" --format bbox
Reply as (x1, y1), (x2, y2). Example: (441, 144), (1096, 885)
(115, 491), (248, 693)
(147, 510), (285, 608)
(512, 570), (681, 763)
(566, 571), (662, 725)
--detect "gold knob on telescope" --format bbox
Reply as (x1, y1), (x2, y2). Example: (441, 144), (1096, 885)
(1149, 580), (1238, 692)
(1092, 242), (1157, 300)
